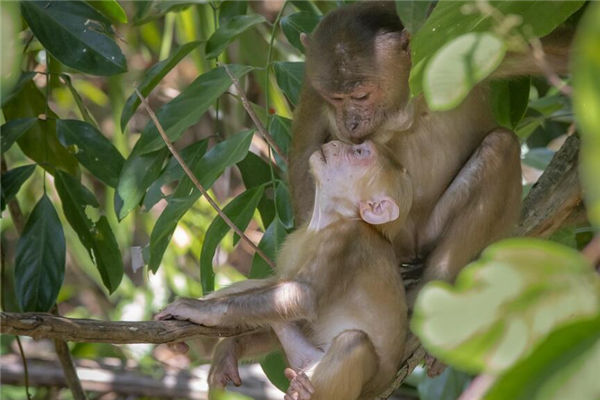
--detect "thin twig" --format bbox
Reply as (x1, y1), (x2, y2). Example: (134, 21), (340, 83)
(221, 64), (288, 166)
(135, 90), (275, 270)
(14, 337), (32, 400)
(529, 37), (572, 97)
(53, 339), (87, 400)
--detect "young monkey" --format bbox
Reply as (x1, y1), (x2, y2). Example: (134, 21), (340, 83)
(157, 140), (412, 400)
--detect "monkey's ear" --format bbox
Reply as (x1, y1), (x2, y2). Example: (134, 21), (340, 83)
(359, 197), (400, 225)
(300, 32), (311, 48)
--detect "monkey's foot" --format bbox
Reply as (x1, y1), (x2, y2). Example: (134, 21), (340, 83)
(209, 343), (242, 388)
(155, 298), (225, 327)
(284, 368), (314, 400)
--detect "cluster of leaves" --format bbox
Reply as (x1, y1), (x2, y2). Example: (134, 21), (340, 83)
(407, 1), (600, 399)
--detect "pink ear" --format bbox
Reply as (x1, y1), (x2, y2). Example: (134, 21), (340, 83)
(359, 197), (400, 225)
(300, 32), (311, 48)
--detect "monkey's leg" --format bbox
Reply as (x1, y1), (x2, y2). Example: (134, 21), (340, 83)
(209, 330), (279, 389)
(420, 128), (522, 284)
(286, 330), (378, 400)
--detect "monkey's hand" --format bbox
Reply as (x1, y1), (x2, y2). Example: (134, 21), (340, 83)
(208, 338), (242, 388)
(155, 298), (225, 327)
(284, 368), (314, 400)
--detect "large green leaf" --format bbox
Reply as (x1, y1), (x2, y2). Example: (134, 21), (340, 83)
(20, 1), (126, 76)
(395, 0), (432, 35)
(205, 14), (266, 59)
(199, 186), (264, 293)
(143, 140), (209, 211)
(424, 32), (506, 111)
(573, 2), (600, 230)
(86, 0), (128, 23)
(218, 1), (247, 24)
(0, 164), (36, 211)
(410, 0), (585, 96)
(484, 316), (600, 400)
(491, 77), (531, 130)
(15, 194), (65, 312)
(270, 115), (292, 171)
(57, 119), (124, 187)
(273, 62), (304, 106)
(55, 171), (123, 293)
(120, 41), (203, 131)
(275, 181), (294, 230)
(250, 217), (287, 279)
(116, 65), (253, 219)
(237, 152), (277, 227)
(411, 238), (600, 374)
(148, 130), (254, 272)
(2, 81), (79, 175)
(280, 12), (321, 52)
(1, 2), (22, 100)
(1, 118), (37, 154)
(54, 171), (123, 293)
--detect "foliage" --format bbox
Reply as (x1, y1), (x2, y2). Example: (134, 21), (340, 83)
(0, 1), (598, 399)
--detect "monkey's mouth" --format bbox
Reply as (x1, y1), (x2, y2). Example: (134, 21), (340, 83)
(319, 147), (327, 164)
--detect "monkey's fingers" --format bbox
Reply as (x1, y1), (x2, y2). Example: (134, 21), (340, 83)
(284, 368), (314, 400)
(167, 341), (190, 354)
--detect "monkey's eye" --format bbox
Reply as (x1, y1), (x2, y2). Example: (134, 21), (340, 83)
(329, 95), (344, 103)
(351, 93), (370, 101)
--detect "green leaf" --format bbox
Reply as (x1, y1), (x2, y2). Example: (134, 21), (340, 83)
(55, 171), (123, 293)
(92, 216), (124, 293)
(218, 0), (247, 24)
(491, 77), (531, 130)
(0, 164), (36, 211)
(1, 118), (37, 154)
(117, 65), (252, 219)
(260, 351), (290, 392)
(1, 2), (22, 101)
(61, 74), (99, 128)
(199, 186), (264, 293)
(573, 2), (600, 230)
(409, 366), (472, 400)
(15, 194), (65, 312)
(120, 41), (203, 131)
(134, 64), (253, 155)
(2, 81), (79, 175)
(250, 217), (287, 279)
(395, 0), (432, 35)
(410, 0), (585, 96)
(143, 140), (209, 211)
(20, 1), (126, 76)
(237, 152), (277, 227)
(115, 148), (168, 220)
(280, 12), (321, 52)
(86, 0), (128, 23)
(205, 14), (266, 59)
(275, 181), (294, 230)
(424, 32), (506, 111)
(148, 130), (254, 273)
(484, 316), (600, 400)
(270, 115), (292, 170)
(411, 238), (600, 374)
(273, 62), (304, 106)
(57, 120), (124, 187)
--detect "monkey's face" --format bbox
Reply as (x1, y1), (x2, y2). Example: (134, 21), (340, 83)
(309, 140), (380, 201)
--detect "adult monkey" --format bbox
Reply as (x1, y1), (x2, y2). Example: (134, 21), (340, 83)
(289, 1), (564, 288)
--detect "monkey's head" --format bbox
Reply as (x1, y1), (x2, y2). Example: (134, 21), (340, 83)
(309, 140), (412, 226)
(303, 2), (412, 143)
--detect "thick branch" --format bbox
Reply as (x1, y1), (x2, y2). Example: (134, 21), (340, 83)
(516, 134), (584, 237)
(0, 312), (246, 344)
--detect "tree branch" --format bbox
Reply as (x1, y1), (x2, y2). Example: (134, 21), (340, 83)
(0, 312), (247, 344)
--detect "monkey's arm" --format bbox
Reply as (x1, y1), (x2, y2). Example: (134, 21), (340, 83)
(156, 281), (316, 329)
(289, 85), (331, 224)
